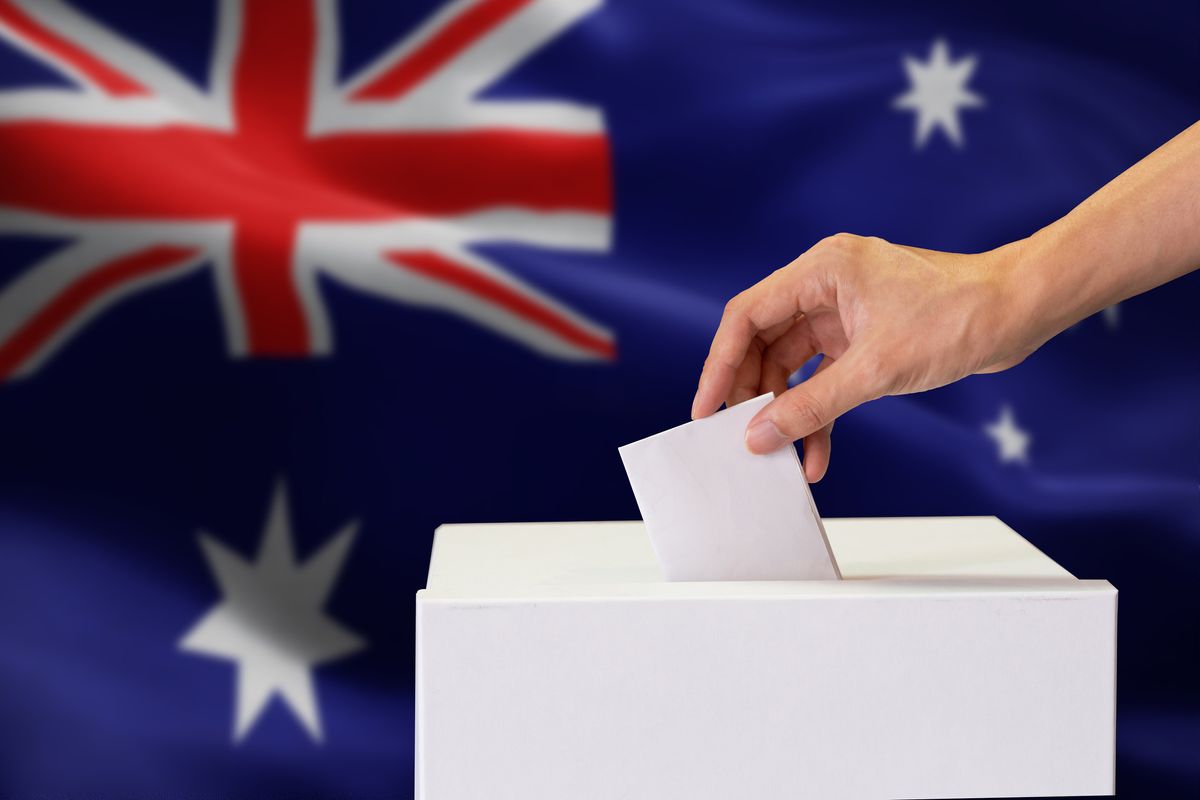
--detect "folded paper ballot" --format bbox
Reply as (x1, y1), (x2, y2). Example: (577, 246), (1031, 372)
(619, 393), (840, 581)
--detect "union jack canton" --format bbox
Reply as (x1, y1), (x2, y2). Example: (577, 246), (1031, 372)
(0, 0), (614, 381)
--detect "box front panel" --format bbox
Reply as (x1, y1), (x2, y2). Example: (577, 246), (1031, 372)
(417, 590), (1115, 799)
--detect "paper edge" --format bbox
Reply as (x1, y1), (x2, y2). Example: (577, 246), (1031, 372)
(617, 393), (774, 454)
(783, 436), (842, 580)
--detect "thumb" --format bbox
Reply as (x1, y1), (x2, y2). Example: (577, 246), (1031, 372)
(744, 351), (878, 454)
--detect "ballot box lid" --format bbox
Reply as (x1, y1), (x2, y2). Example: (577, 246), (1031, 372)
(421, 517), (1108, 600)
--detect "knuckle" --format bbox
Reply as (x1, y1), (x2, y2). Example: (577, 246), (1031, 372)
(817, 232), (860, 254)
(782, 389), (827, 434)
(759, 339), (786, 368)
(722, 295), (744, 319)
(704, 350), (733, 372)
(855, 351), (888, 393)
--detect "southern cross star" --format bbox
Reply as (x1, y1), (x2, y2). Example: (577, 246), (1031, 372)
(985, 405), (1032, 465)
(180, 484), (365, 743)
(894, 38), (984, 149)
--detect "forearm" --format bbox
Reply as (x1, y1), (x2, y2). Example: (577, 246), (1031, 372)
(1004, 120), (1200, 343)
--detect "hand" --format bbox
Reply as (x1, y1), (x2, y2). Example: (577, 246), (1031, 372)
(694, 123), (1200, 481)
(691, 234), (1040, 481)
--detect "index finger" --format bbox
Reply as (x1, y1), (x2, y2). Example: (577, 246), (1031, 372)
(691, 257), (834, 419)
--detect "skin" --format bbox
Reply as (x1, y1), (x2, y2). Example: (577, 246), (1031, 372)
(692, 120), (1200, 481)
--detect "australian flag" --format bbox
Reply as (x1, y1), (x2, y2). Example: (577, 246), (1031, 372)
(0, 0), (1196, 797)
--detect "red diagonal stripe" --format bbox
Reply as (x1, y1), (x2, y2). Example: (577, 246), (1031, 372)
(0, 245), (197, 380)
(0, 0), (146, 96)
(351, 0), (533, 100)
(386, 250), (614, 359)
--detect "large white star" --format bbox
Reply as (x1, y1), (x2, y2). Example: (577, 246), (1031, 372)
(893, 38), (984, 148)
(179, 484), (365, 743)
(984, 405), (1031, 465)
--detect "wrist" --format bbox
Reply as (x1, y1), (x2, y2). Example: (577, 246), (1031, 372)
(958, 236), (1057, 372)
(988, 231), (1079, 349)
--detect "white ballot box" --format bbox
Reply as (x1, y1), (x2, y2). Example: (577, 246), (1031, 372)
(415, 518), (1116, 799)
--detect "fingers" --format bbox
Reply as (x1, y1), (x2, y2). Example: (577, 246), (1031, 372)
(744, 349), (879, 454)
(801, 424), (832, 482)
(757, 349), (793, 401)
(758, 322), (816, 398)
(725, 316), (795, 408)
(795, 354), (836, 481)
(726, 337), (766, 409)
(692, 257), (835, 419)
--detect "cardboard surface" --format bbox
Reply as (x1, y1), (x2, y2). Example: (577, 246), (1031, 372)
(417, 518), (1116, 800)
(424, 516), (1074, 593)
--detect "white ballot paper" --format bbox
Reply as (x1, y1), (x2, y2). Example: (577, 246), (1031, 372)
(619, 393), (840, 581)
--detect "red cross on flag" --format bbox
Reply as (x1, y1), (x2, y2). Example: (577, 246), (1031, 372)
(0, 0), (615, 381)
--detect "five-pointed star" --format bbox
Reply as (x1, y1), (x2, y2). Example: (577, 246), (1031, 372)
(893, 38), (984, 148)
(180, 484), (365, 743)
(984, 405), (1031, 465)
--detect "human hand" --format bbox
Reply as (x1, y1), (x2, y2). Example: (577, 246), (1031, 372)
(691, 234), (1042, 481)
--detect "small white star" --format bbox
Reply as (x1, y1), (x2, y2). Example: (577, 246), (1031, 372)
(180, 483), (365, 743)
(984, 405), (1031, 465)
(1103, 304), (1120, 330)
(893, 38), (984, 149)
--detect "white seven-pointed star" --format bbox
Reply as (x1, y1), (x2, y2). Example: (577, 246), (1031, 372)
(985, 405), (1031, 465)
(180, 484), (365, 743)
(893, 39), (984, 148)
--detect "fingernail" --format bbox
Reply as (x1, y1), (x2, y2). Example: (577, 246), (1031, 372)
(745, 419), (786, 454)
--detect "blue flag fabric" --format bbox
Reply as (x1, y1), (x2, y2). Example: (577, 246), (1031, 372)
(0, 0), (1197, 797)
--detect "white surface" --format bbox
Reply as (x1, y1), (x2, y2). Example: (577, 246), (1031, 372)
(417, 518), (1115, 800)
(618, 394), (839, 581)
(424, 517), (1073, 594)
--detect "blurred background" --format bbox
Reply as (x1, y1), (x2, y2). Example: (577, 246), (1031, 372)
(0, 0), (1197, 797)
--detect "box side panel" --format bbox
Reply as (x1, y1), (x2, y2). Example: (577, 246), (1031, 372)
(414, 593), (425, 800)
(418, 591), (1115, 800)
